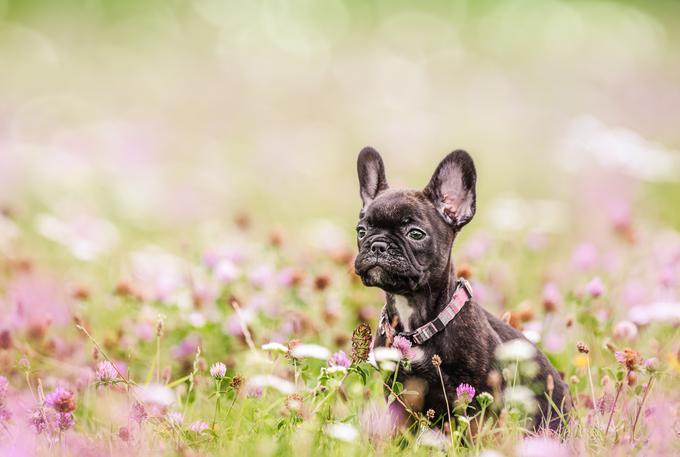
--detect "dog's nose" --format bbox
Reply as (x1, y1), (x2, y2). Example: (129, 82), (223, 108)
(370, 241), (388, 254)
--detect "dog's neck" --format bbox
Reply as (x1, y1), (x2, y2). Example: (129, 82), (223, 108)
(385, 257), (457, 332)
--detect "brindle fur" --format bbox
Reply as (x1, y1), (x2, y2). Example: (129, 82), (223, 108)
(354, 147), (570, 431)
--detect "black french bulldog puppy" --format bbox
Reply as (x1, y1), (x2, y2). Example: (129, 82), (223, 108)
(353, 147), (570, 431)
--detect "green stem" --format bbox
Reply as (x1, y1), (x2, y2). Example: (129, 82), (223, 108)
(605, 370), (628, 438)
(631, 375), (654, 440)
(435, 365), (454, 450)
(212, 379), (222, 428)
(390, 361), (400, 393)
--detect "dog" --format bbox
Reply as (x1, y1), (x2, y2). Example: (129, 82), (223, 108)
(353, 147), (570, 432)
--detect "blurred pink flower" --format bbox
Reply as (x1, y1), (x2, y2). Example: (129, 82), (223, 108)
(572, 243), (598, 270)
(2, 275), (71, 330)
(214, 259), (239, 283)
(45, 386), (76, 413)
(0, 376), (8, 403)
(55, 412), (74, 431)
(659, 265), (678, 288)
(135, 322), (155, 342)
(526, 231), (547, 251)
(606, 198), (632, 231)
(461, 234), (490, 261)
(516, 436), (569, 457)
(210, 362), (227, 379)
(328, 350), (351, 369)
(359, 402), (396, 444)
(612, 321), (638, 341)
(621, 282), (646, 308)
(29, 408), (48, 434)
(542, 281), (562, 311)
(190, 420), (209, 433)
(172, 334), (201, 360)
(249, 264), (274, 288)
(166, 411), (184, 426)
(130, 401), (147, 425)
(95, 361), (118, 384)
(392, 335), (414, 360)
(455, 383), (476, 403)
(543, 332), (566, 353)
(586, 277), (605, 298)
(118, 426), (132, 442)
(629, 302), (680, 325)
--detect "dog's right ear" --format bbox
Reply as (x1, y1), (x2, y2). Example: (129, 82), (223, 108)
(357, 146), (389, 211)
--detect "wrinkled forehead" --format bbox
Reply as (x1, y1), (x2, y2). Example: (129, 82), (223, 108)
(361, 189), (431, 224)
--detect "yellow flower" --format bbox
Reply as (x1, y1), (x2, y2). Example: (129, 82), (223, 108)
(574, 354), (589, 370)
(666, 352), (680, 374)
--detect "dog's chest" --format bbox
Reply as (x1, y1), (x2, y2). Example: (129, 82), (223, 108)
(392, 295), (414, 331)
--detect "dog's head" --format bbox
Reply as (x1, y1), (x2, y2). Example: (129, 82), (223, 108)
(353, 147), (476, 295)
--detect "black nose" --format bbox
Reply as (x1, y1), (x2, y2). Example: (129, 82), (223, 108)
(370, 241), (388, 254)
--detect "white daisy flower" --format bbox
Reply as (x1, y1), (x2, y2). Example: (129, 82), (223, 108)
(504, 386), (537, 414)
(323, 422), (359, 443)
(261, 342), (289, 353)
(290, 343), (330, 360)
(495, 339), (536, 362)
(247, 375), (295, 395)
(134, 383), (175, 406)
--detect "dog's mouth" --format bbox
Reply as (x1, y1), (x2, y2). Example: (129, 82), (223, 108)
(355, 260), (423, 294)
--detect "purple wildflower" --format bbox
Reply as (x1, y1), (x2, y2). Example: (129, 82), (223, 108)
(392, 335), (414, 360)
(586, 277), (605, 298)
(571, 243), (598, 270)
(328, 350), (351, 369)
(55, 412), (75, 431)
(166, 411), (183, 426)
(209, 362), (227, 379)
(171, 334), (201, 360)
(130, 401), (148, 425)
(118, 426), (132, 442)
(45, 386), (76, 413)
(0, 407), (11, 424)
(189, 420), (209, 433)
(0, 376), (7, 395)
(516, 436), (569, 457)
(29, 408), (48, 434)
(247, 386), (263, 398)
(0, 376), (8, 405)
(456, 383), (476, 403)
(95, 360), (118, 384)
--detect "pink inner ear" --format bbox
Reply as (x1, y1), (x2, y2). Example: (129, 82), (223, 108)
(441, 195), (457, 221)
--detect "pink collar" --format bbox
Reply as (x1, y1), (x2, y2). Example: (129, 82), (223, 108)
(379, 278), (473, 346)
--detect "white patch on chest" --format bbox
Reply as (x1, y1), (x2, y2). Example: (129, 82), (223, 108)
(393, 295), (414, 332)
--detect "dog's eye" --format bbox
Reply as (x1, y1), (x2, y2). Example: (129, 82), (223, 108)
(407, 229), (426, 240)
(356, 227), (367, 239)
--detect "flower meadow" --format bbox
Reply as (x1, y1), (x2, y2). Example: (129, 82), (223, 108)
(2, 1), (680, 456)
(1, 197), (679, 456)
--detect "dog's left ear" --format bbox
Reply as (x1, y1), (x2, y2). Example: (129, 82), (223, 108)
(423, 150), (476, 230)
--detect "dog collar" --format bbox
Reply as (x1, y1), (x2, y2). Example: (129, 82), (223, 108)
(379, 278), (473, 346)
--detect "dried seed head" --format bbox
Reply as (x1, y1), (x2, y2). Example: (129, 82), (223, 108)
(577, 341), (590, 354)
(230, 374), (245, 392)
(351, 323), (372, 363)
(156, 316), (165, 337)
(314, 274), (331, 291)
(615, 347), (643, 371)
(431, 354), (442, 368)
(426, 409), (435, 421)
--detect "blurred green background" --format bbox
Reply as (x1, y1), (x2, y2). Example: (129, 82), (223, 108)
(1, 0), (679, 248)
